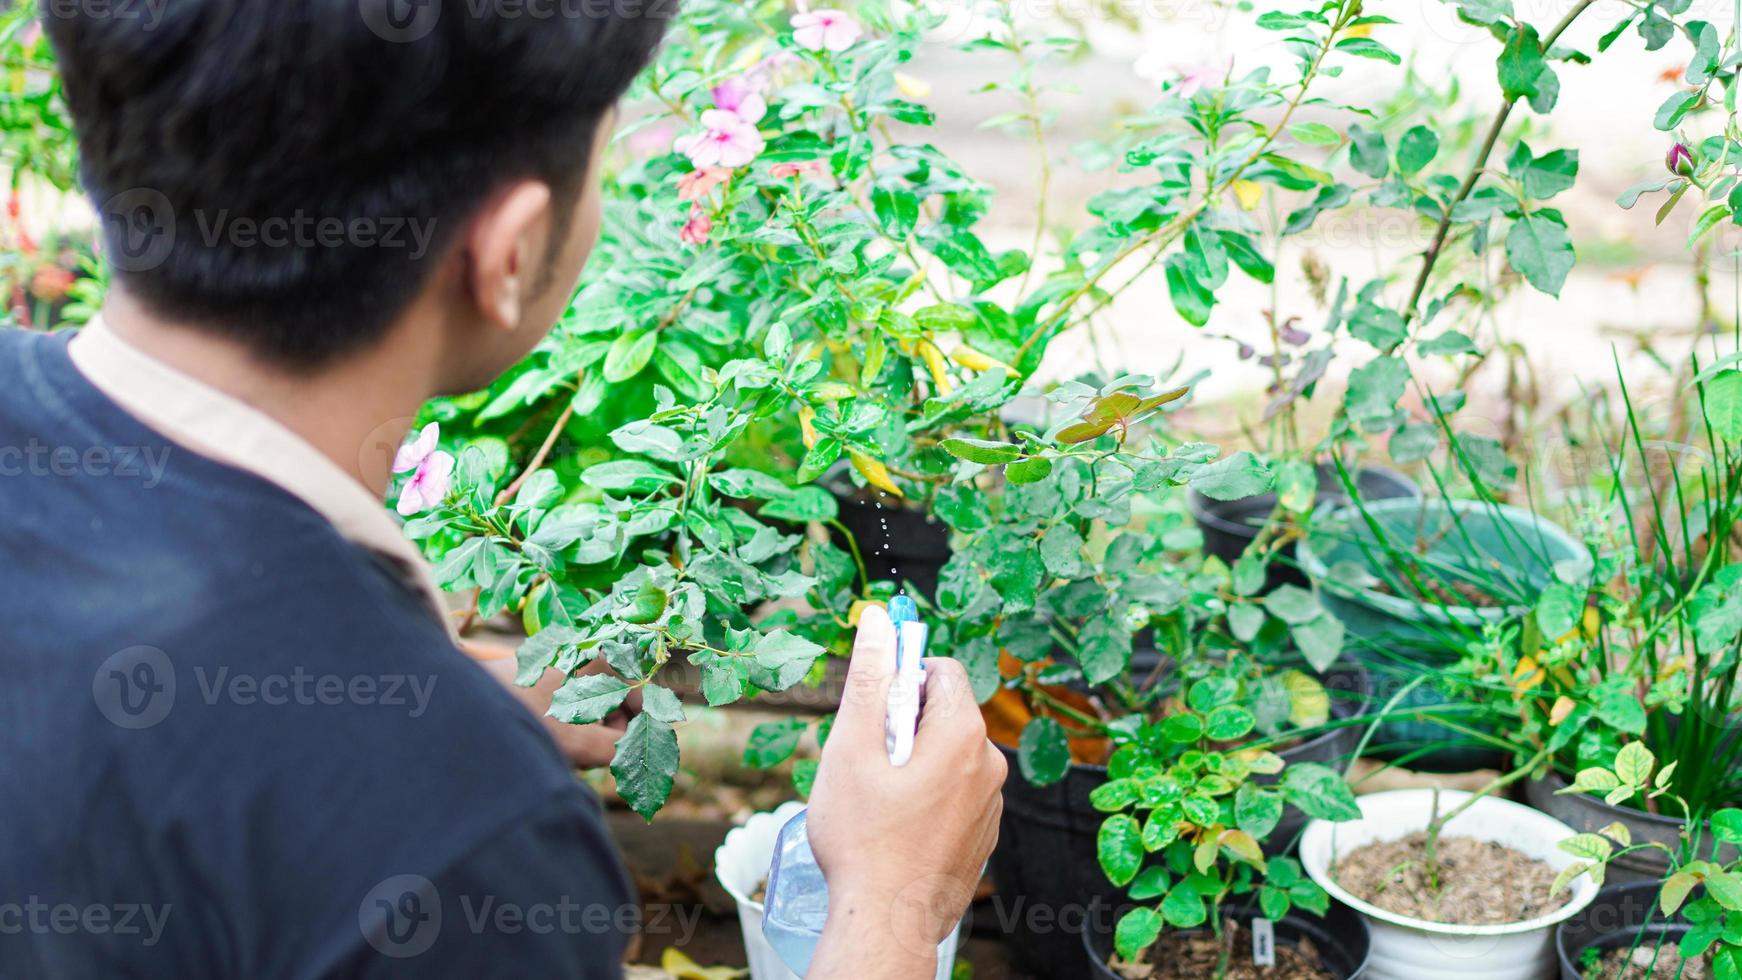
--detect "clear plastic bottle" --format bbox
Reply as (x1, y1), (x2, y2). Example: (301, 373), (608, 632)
(761, 596), (924, 975)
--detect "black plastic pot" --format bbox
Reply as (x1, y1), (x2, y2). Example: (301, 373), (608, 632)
(1188, 463), (1418, 584)
(988, 667), (1368, 979)
(1527, 770), (1738, 885)
(1555, 881), (1693, 980)
(1081, 899), (1371, 979)
(824, 465), (951, 602)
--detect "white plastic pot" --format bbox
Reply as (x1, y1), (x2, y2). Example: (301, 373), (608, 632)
(714, 802), (962, 980)
(1299, 789), (1599, 980)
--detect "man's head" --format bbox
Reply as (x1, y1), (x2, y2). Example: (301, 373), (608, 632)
(44, 0), (670, 386)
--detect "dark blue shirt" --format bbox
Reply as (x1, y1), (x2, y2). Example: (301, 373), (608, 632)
(0, 329), (631, 978)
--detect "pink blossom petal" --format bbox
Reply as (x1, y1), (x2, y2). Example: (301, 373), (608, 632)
(396, 450), (455, 516)
(793, 10), (860, 53)
(392, 422), (439, 474)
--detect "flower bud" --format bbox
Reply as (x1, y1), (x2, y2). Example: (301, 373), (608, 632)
(1666, 142), (1695, 177)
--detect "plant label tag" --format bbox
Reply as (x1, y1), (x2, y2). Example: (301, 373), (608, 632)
(1251, 917), (1275, 967)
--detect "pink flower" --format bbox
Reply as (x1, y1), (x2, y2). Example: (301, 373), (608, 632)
(792, 9), (861, 53)
(677, 166), (732, 202)
(674, 109), (766, 169)
(770, 161), (826, 179)
(711, 76), (767, 124)
(1134, 53), (1225, 96)
(680, 203), (713, 245)
(393, 422), (455, 516)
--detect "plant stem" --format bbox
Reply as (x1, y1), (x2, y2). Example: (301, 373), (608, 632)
(1422, 743), (1552, 884)
(1398, 0), (1599, 323)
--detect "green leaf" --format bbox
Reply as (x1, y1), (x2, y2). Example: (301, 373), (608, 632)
(1395, 125), (1439, 175)
(1161, 883), (1207, 928)
(1536, 582), (1582, 638)
(1263, 585), (1321, 625)
(548, 673), (631, 724)
(603, 329), (659, 382)
(1163, 713), (1205, 743)
(582, 460), (683, 495)
(1280, 763), (1361, 821)
(1164, 254), (1215, 326)
(1703, 371), (1742, 443)
(640, 683), (686, 724)
(1559, 767), (1622, 794)
(1090, 778), (1139, 812)
(1418, 331), (1477, 356)
(797, 438), (844, 484)
(1005, 457), (1053, 484)
(1236, 784), (1283, 838)
(1559, 833), (1613, 861)
(1705, 871), (1742, 911)
(1189, 451), (1274, 501)
(1390, 422), (1439, 463)
(871, 185), (920, 239)
(744, 717), (808, 768)
(1506, 215), (1576, 296)
(1712, 809), (1742, 845)
(1041, 523), (1087, 579)
(1098, 814), (1145, 886)
(940, 438), (1023, 464)
(1615, 742), (1655, 787)
(1497, 24), (1545, 102)
(514, 625), (587, 687)
(754, 631), (825, 691)
(1347, 123), (1389, 179)
(1113, 907), (1163, 960)
(1336, 37), (1401, 64)
(1128, 866), (1170, 901)
(1655, 89), (1700, 131)
(1344, 356), (1409, 431)
(1018, 716), (1071, 786)
(1206, 705), (1256, 741)
(611, 713), (679, 821)
(1290, 615), (1346, 673)
(1510, 146), (1579, 200)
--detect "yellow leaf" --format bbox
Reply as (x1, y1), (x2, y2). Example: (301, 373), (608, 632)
(918, 340), (954, 395)
(1282, 670), (1329, 728)
(1232, 179), (1264, 211)
(661, 948), (748, 980)
(1345, 23), (1373, 38)
(1219, 829), (1268, 871)
(894, 71), (933, 100)
(1549, 695), (1575, 725)
(798, 405), (819, 449)
(1582, 605), (1601, 640)
(850, 451), (903, 498)
(950, 344), (1018, 376)
(1512, 656), (1545, 693)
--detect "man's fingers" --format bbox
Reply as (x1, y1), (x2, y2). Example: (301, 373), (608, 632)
(912, 657), (986, 758)
(831, 603), (896, 751)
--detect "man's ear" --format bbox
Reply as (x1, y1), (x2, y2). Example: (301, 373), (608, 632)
(464, 180), (555, 331)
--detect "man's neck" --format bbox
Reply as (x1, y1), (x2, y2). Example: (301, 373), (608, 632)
(92, 290), (437, 497)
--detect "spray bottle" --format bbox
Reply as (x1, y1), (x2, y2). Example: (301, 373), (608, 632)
(761, 595), (928, 974)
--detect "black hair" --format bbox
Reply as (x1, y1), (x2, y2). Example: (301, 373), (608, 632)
(43, 0), (672, 367)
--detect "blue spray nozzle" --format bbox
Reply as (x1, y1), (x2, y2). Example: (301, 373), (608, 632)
(888, 595), (919, 625)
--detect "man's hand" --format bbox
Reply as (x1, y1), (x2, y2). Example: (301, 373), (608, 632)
(806, 604), (1005, 978)
(465, 638), (639, 769)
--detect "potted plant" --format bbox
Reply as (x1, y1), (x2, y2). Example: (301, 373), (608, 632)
(1555, 881), (1698, 979)
(1299, 784), (1600, 980)
(1081, 895), (1372, 979)
(1553, 742), (1742, 979)
(1296, 494), (1590, 770)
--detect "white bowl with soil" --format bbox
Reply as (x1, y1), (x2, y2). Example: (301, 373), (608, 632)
(714, 801), (963, 980)
(1299, 789), (1599, 980)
